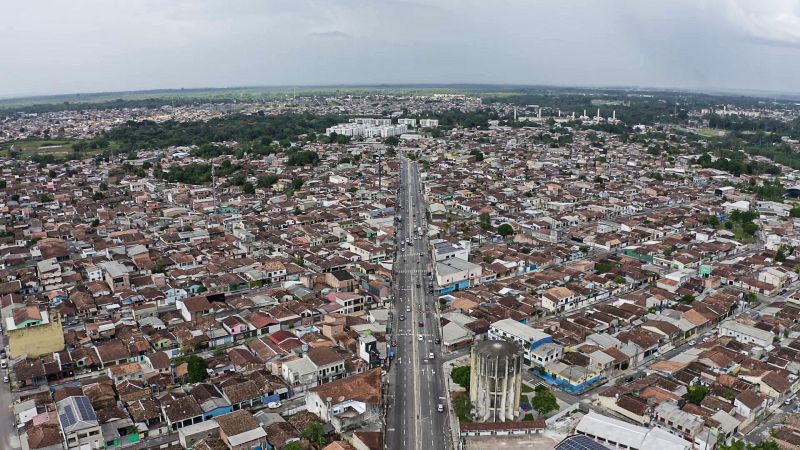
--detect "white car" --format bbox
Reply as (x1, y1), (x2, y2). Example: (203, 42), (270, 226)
(418, 335), (423, 341)
(2, 376), (7, 383)
(267, 402), (282, 409)
(437, 404), (444, 412)
(429, 352), (435, 359)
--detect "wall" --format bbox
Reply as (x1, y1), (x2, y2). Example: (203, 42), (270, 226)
(8, 312), (65, 358)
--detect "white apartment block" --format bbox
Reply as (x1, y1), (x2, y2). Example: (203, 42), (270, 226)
(419, 119), (439, 128)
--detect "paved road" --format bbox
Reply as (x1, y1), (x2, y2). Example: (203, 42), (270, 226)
(386, 158), (451, 450)
(0, 335), (19, 449)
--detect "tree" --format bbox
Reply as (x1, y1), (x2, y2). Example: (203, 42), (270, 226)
(186, 355), (208, 383)
(301, 422), (327, 446)
(497, 223), (514, 238)
(284, 442), (304, 450)
(38, 193), (52, 203)
(479, 212), (492, 230)
(595, 261), (615, 274)
(776, 248), (787, 262)
(708, 215), (720, 227)
(742, 221), (759, 236)
(745, 292), (758, 303)
(384, 136), (400, 146)
(531, 385), (559, 416)
(683, 384), (709, 404)
(257, 174), (280, 188)
(451, 366), (471, 391)
(470, 149), (484, 161)
(680, 294), (696, 304)
(291, 178), (305, 190)
(791, 206), (800, 218)
(242, 182), (255, 195)
(287, 150), (320, 166)
(0, 180), (5, 189)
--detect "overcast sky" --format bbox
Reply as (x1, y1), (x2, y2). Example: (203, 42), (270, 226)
(2, 0), (800, 98)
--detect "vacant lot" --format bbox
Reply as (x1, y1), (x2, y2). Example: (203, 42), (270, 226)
(0, 139), (76, 158)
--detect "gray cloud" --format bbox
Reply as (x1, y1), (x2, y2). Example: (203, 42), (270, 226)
(0, 0), (799, 97)
(309, 30), (352, 39)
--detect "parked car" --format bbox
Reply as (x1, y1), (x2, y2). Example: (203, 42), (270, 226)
(437, 404), (444, 412)
(267, 402), (282, 409)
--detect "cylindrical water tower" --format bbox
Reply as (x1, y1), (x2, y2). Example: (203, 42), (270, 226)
(469, 339), (523, 422)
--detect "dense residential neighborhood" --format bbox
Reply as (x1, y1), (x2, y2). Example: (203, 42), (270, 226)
(0, 90), (800, 450)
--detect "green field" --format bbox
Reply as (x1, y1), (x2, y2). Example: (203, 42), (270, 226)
(0, 139), (77, 158)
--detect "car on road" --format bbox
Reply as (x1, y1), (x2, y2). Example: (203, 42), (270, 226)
(2, 375), (7, 383)
(267, 402), (282, 409)
(406, 306), (411, 312)
(688, 340), (697, 346)
(418, 335), (423, 341)
(418, 321), (424, 327)
(0, 361), (6, 369)
(437, 404), (444, 412)
(416, 283), (421, 288)
(434, 338), (441, 344)
(399, 315), (405, 321)
(429, 352), (434, 359)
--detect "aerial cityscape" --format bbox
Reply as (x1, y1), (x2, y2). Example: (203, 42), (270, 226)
(2, 2), (800, 450)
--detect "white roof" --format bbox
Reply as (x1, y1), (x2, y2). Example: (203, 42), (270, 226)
(577, 411), (690, 450)
(720, 320), (774, 343)
(228, 427), (267, 446)
(576, 411), (647, 449)
(640, 427), (692, 450)
(490, 318), (550, 343)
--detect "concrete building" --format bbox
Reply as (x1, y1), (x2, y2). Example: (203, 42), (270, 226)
(719, 320), (774, 348)
(419, 119), (439, 128)
(469, 340), (523, 422)
(575, 410), (691, 450)
(57, 395), (103, 449)
(488, 318), (555, 366)
(435, 258), (482, 293)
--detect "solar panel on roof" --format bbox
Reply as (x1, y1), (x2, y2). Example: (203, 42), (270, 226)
(61, 405), (77, 428)
(555, 435), (612, 450)
(75, 396), (97, 421)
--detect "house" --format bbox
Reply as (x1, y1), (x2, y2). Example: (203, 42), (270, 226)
(734, 390), (767, 425)
(99, 261), (131, 293)
(176, 296), (214, 322)
(107, 362), (144, 384)
(161, 395), (205, 431)
(306, 368), (383, 433)
(57, 395), (103, 449)
(221, 380), (262, 411)
(540, 286), (581, 313)
(215, 410), (268, 450)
